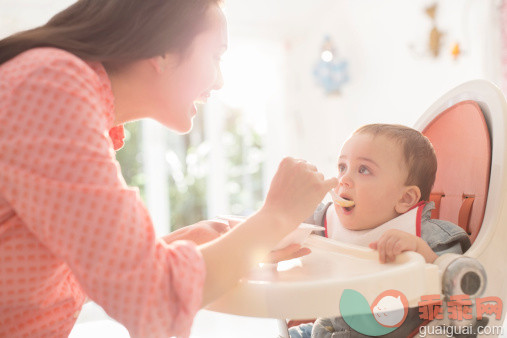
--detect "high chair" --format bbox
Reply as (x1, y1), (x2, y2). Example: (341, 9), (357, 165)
(205, 80), (507, 337)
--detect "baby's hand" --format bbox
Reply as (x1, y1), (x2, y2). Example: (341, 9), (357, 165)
(369, 229), (419, 263)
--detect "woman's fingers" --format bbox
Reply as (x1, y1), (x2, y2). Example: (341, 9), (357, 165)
(207, 221), (230, 234)
(263, 157), (338, 228)
(226, 219), (241, 228)
(263, 244), (311, 263)
(324, 176), (339, 189)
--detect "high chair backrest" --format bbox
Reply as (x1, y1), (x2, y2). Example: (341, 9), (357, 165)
(410, 80), (507, 336)
(419, 101), (491, 244)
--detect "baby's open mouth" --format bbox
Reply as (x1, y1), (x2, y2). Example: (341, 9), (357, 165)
(330, 190), (355, 209)
(341, 197), (355, 212)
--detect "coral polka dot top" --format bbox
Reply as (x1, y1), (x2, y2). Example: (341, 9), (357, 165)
(0, 48), (205, 338)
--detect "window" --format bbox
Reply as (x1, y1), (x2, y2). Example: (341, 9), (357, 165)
(116, 38), (286, 236)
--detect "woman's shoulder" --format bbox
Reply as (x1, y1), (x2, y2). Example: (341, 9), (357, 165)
(2, 47), (99, 87)
(7, 47), (87, 68)
(1, 47), (116, 140)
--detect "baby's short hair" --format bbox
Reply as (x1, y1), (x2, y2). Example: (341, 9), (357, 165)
(354, 124), (437, 201)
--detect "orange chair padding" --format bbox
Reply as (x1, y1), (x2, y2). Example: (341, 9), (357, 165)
(422, 101), (491, 243)
(429, 192), (444, 219)
(458, 195), (475, 235)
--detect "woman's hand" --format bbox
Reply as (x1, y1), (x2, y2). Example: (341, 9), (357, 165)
(263, 243), (311, 263)
(369, 229), (438, 263)
(162, 220), (230, 246)
(261, 157), (338, 232)
(199, 158), (337, 306)
(220, 218), (311, 263)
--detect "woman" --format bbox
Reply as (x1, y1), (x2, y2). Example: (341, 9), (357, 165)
(0, 0), (337, 337)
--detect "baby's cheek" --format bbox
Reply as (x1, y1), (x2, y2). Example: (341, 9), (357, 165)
(333, 204), (341, 217)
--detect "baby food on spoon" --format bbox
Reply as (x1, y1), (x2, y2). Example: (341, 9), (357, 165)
(330, 190), (355, 208)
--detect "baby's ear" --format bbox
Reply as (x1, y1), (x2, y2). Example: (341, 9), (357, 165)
(395, 186), (421, 214)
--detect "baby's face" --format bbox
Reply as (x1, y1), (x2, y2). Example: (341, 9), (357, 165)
(334, 133), (409, 230)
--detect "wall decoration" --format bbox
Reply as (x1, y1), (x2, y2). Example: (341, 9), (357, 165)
(426, 3), (444, 58)
(451, 42), (461, 60)
(313, 35), (349, 95)
(410, 2), (469, 61)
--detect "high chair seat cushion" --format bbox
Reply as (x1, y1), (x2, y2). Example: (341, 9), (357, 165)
(422, 100), (491, 243)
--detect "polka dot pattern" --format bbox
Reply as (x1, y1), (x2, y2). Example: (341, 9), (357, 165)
(0, 48), (205, 338)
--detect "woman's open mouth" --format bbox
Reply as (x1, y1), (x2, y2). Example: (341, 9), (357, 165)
(195, 92), (211, 104)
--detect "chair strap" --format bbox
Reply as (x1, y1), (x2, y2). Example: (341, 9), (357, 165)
(458, 195), (475, 235)
(429, 193), (444, 219)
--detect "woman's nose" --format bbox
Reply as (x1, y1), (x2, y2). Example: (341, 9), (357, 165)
(212, 67), (224, 91)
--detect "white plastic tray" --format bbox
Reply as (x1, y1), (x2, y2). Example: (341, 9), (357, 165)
(206, 235), (440, 319)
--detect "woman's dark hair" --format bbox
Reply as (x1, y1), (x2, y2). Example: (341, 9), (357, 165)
(0, 0), (221, 69)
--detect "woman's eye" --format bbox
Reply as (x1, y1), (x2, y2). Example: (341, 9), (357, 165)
(358, 165), (370, 175)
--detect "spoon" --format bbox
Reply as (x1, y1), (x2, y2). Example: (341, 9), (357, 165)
(329, 190), (355, 207)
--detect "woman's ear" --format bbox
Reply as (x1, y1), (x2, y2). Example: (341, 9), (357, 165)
(395, 185), (421, 214)
(148, 54), (171, 74)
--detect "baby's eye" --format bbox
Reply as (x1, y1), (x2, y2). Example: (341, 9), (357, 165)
(358, 165), (371, 175)
(338, 163), (346, 173)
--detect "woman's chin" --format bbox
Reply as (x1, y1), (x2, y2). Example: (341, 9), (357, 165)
(175, 105), (197, 133)
(158, 108), (195, 133)
(174, 119), (194, 134)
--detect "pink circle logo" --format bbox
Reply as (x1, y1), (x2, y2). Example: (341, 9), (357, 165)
(370, 289), (409, 328)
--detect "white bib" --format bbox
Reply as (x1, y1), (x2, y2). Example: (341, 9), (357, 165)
(325, 203), (423, 247)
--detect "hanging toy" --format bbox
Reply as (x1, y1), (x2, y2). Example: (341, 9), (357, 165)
(313, 35), (349, 95)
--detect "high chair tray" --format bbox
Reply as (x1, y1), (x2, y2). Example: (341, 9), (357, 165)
(206, 235), (440, 319)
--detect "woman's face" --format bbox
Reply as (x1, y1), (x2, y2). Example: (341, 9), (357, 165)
(152, 5), (227, 132)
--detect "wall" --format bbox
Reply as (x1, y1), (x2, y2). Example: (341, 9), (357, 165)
(0, 1), (74, 36)
(281, 0), (502, 178)
(1, 0), (503, 190)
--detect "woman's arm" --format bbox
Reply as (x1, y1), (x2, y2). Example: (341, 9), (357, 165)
(0, 50), (335, 334)
(0, 51), (210, 337)
(199, 158), (338, 306)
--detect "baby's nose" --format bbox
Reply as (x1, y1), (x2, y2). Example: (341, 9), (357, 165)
(339, 173), (353, 187)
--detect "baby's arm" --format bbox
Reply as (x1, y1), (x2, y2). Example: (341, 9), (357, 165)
(369, 229), (438, 263)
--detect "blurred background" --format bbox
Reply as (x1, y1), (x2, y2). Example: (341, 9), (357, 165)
(1, 0), (506, 336)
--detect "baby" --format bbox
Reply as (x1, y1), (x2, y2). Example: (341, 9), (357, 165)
(289, 124), (471, 338)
